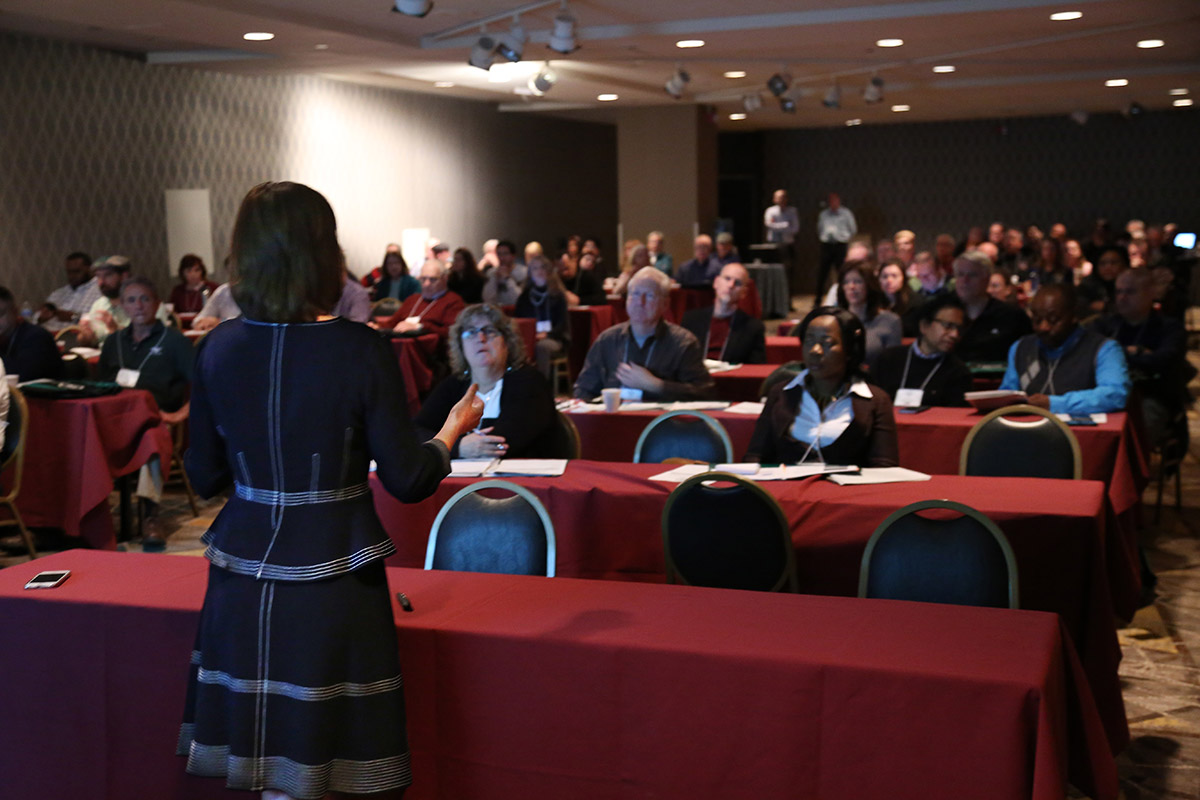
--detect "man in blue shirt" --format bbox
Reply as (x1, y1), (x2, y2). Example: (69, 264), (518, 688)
(676, 235), (722, 287)
(999, 283), (1129, 415)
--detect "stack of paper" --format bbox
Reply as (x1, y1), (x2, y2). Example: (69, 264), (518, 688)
(726, 401), (766, 415)
(703, 360), (742, 374)
(648, 463), (859, 483)
(826, 467), (931, 485)
(448, 459), (568, 478)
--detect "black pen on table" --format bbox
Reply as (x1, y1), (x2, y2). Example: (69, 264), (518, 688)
(396, 592), (414, 612)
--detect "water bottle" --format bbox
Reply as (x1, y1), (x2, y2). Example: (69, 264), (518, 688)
(20, 302), (34, 322)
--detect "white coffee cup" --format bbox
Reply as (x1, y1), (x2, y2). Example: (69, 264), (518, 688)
(5, 375), (18, 388)
(601, 388), (621, 413)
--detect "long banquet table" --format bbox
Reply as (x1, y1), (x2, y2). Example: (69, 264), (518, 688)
(373, 461), (1129, 753)
(14, 389), (173, 549)
(0, 551), (1116, 800)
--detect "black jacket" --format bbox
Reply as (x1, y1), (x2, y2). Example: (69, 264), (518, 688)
(679, 307), (766, 364)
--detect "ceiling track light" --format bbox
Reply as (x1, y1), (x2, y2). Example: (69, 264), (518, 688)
(742, 93), (763, 112)
(767, 70), (792, 97)
(495, 16), (526, 62)
(469, 33), (498, 70)
(863, 75), (884, 104)
(529, 62), (557, 95)
(549, 3), (578, 54)
(779, 96), (797, 114)
(823, 84), (841, 109)
(664, 64), (690, 100)
(393, 0), (433, 17)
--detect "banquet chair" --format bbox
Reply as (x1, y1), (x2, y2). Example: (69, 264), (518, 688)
(634, 411), (733, 464)
(0, 387), (37, 558)
(662, 472), (797, 592)
(160, 402), (200, 517)
(372, 298), (401, 318)
(959, 404), (1081, 479)
(757, 361), (805, 400)
(543, 410), (581, 459)
(425, 480), (556, 576)
(53, 325), (85, 351)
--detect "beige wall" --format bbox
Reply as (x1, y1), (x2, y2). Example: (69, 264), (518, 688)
(614, 105), (718, 267)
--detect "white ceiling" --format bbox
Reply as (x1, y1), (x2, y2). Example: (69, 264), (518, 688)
(2, 0), (1197, 129)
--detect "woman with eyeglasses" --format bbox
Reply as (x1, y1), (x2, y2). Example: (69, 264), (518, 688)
(415, 304), (558, 459)
(870, 294), (974, 408)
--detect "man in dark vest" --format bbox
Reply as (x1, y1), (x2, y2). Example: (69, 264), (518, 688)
(999, 283), (1129, 415)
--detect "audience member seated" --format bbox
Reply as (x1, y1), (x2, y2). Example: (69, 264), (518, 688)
(0, 286), (62, 381)
(574, 267), (713, 402)
(368, 249), (419, 303)
(478, 238), (500, 274)
(192, 282), (242, 332)
(96, 276), (195, 544)
(1030, 237), (1070, 294)
(998, 227), (1034, 280)
(953, 251), (1032, 364)
(676, 234), (722, 287)
(610, 243), (652, 296)
(1091, 268), (1192, 446)
(747, 306), (898, 467)
(414, 304), (556, 459)
(987, 265), (1021, 305)
(481, 240), (523, 306)
(39, 251), (100, 332)
(81, 256), (171, 345)
(909, 251), (950, 300)
(379, 259), (466, 344)
(680, 263), (766, 364)
(1065, 238), (1092, 283)
(934, 233), (957, 277)
(878, 258), (923, 336)
(714, 232), (740, 266)
(561, 251), (607, 307)
(647, 230), (673, 276)
(1078, 246), (1127, 319)
(514, 257), (570, 379)
(812, 260), (900, 370)
(168, 254), (218, 314)
(448, 247), (484, 304)
(871, 295), (972, 408)
(358, 242), (399, 287)
(1000, 283), (1130, 415)
(893, 230), (916, 270)
(332, 273), (371, 323)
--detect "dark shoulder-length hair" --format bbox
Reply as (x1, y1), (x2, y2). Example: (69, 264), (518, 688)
(177, 254), (206, 282)
(229, 182), (345, 323)
(381, 249), (410, 278)
(447, 304), (526, 375)
(795, 305), (868, 380)
(835, 259), (885, 320)
(452, 247), (479, 277)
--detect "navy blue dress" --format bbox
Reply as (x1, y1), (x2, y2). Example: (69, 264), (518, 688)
(178, 317), (450, 798)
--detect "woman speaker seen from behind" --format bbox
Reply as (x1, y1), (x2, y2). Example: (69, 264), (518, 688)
(179, 181), (483, 800)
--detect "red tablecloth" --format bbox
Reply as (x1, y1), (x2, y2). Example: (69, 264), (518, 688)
(14, 390), (173, 549)
(766, 334), (801, 363)
(712, 363), (777, 401)
(372, 462), (1128, 753)
(390, 334), (438, 415)
(511, 316), (536, 364)
(0, 551), (1116, 800)
(567, 305), (614, 379)
(568, 407), (759, 461)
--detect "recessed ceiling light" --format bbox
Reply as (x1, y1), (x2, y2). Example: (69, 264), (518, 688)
(1174, 98), (1194, 107)
(1169, 88), (1189, 96)
(243, 32), (274, 41)
(729, 113), (747, 120)
(1105, 79), (1129, 87)
(724, 70), (747, 79)
(1050, 11), (1083, 21)
(876, 38), (904, 48)
(932, 65), (956, 73)
(846, 119), (863, 126)
(434, 81), (455, 88)
(597, 93), (619, 102)
(314, 43), (329, 50)
(1137, 39), (1165, 48)
(891, 104), (910, 112)
(676, 40), (705, 49)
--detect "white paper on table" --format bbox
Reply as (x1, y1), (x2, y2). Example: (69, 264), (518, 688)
(712, 463), (758, 475)
(1057, 413), (1108, 424)
(563, 402), (602, 414)
(826, 467), (931, 485)
(617, 402), (665, 412)
(666, 401), (730, 411)
(69, 346), (102, 359)
(648, 464), (712, 482)
(726, 401), (766, 415)
(703, 359), (741, 374)
(490, 458), (568, 477)
(450, 459), (499, 477)
(755, 464), (860, 481)
(369, 460), (377, 473)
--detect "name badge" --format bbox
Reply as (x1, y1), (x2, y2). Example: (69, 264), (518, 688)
(536, 320), (552, 333)
(619, 387), (644, 401)
(894, 388), (924, 408)
(404, 316), (421, 326)
(116, 368), (141, 388)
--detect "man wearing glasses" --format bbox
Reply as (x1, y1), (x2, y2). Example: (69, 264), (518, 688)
(871, 295), (973, 408)
(574, 267), (713, 402)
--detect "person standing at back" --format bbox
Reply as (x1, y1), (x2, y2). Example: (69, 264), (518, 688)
(815, 192), (856, 297)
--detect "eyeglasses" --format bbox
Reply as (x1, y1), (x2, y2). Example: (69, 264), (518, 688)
(931, 318), (963, 332)
(460, 325), (502, 340)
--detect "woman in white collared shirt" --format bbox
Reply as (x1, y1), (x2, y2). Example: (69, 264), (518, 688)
(747, 306), (898, 466)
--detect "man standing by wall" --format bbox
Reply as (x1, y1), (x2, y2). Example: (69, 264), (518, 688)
(764, 189), (800, 292)
(815, 192), (856, 298)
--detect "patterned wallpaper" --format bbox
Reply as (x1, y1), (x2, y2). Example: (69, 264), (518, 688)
(0, 32), (616, 305)
(722, 109), (1199, 270)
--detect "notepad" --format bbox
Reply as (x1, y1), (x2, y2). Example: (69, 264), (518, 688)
(448, 458), (568, 478)
(826, 467), (931, 485)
